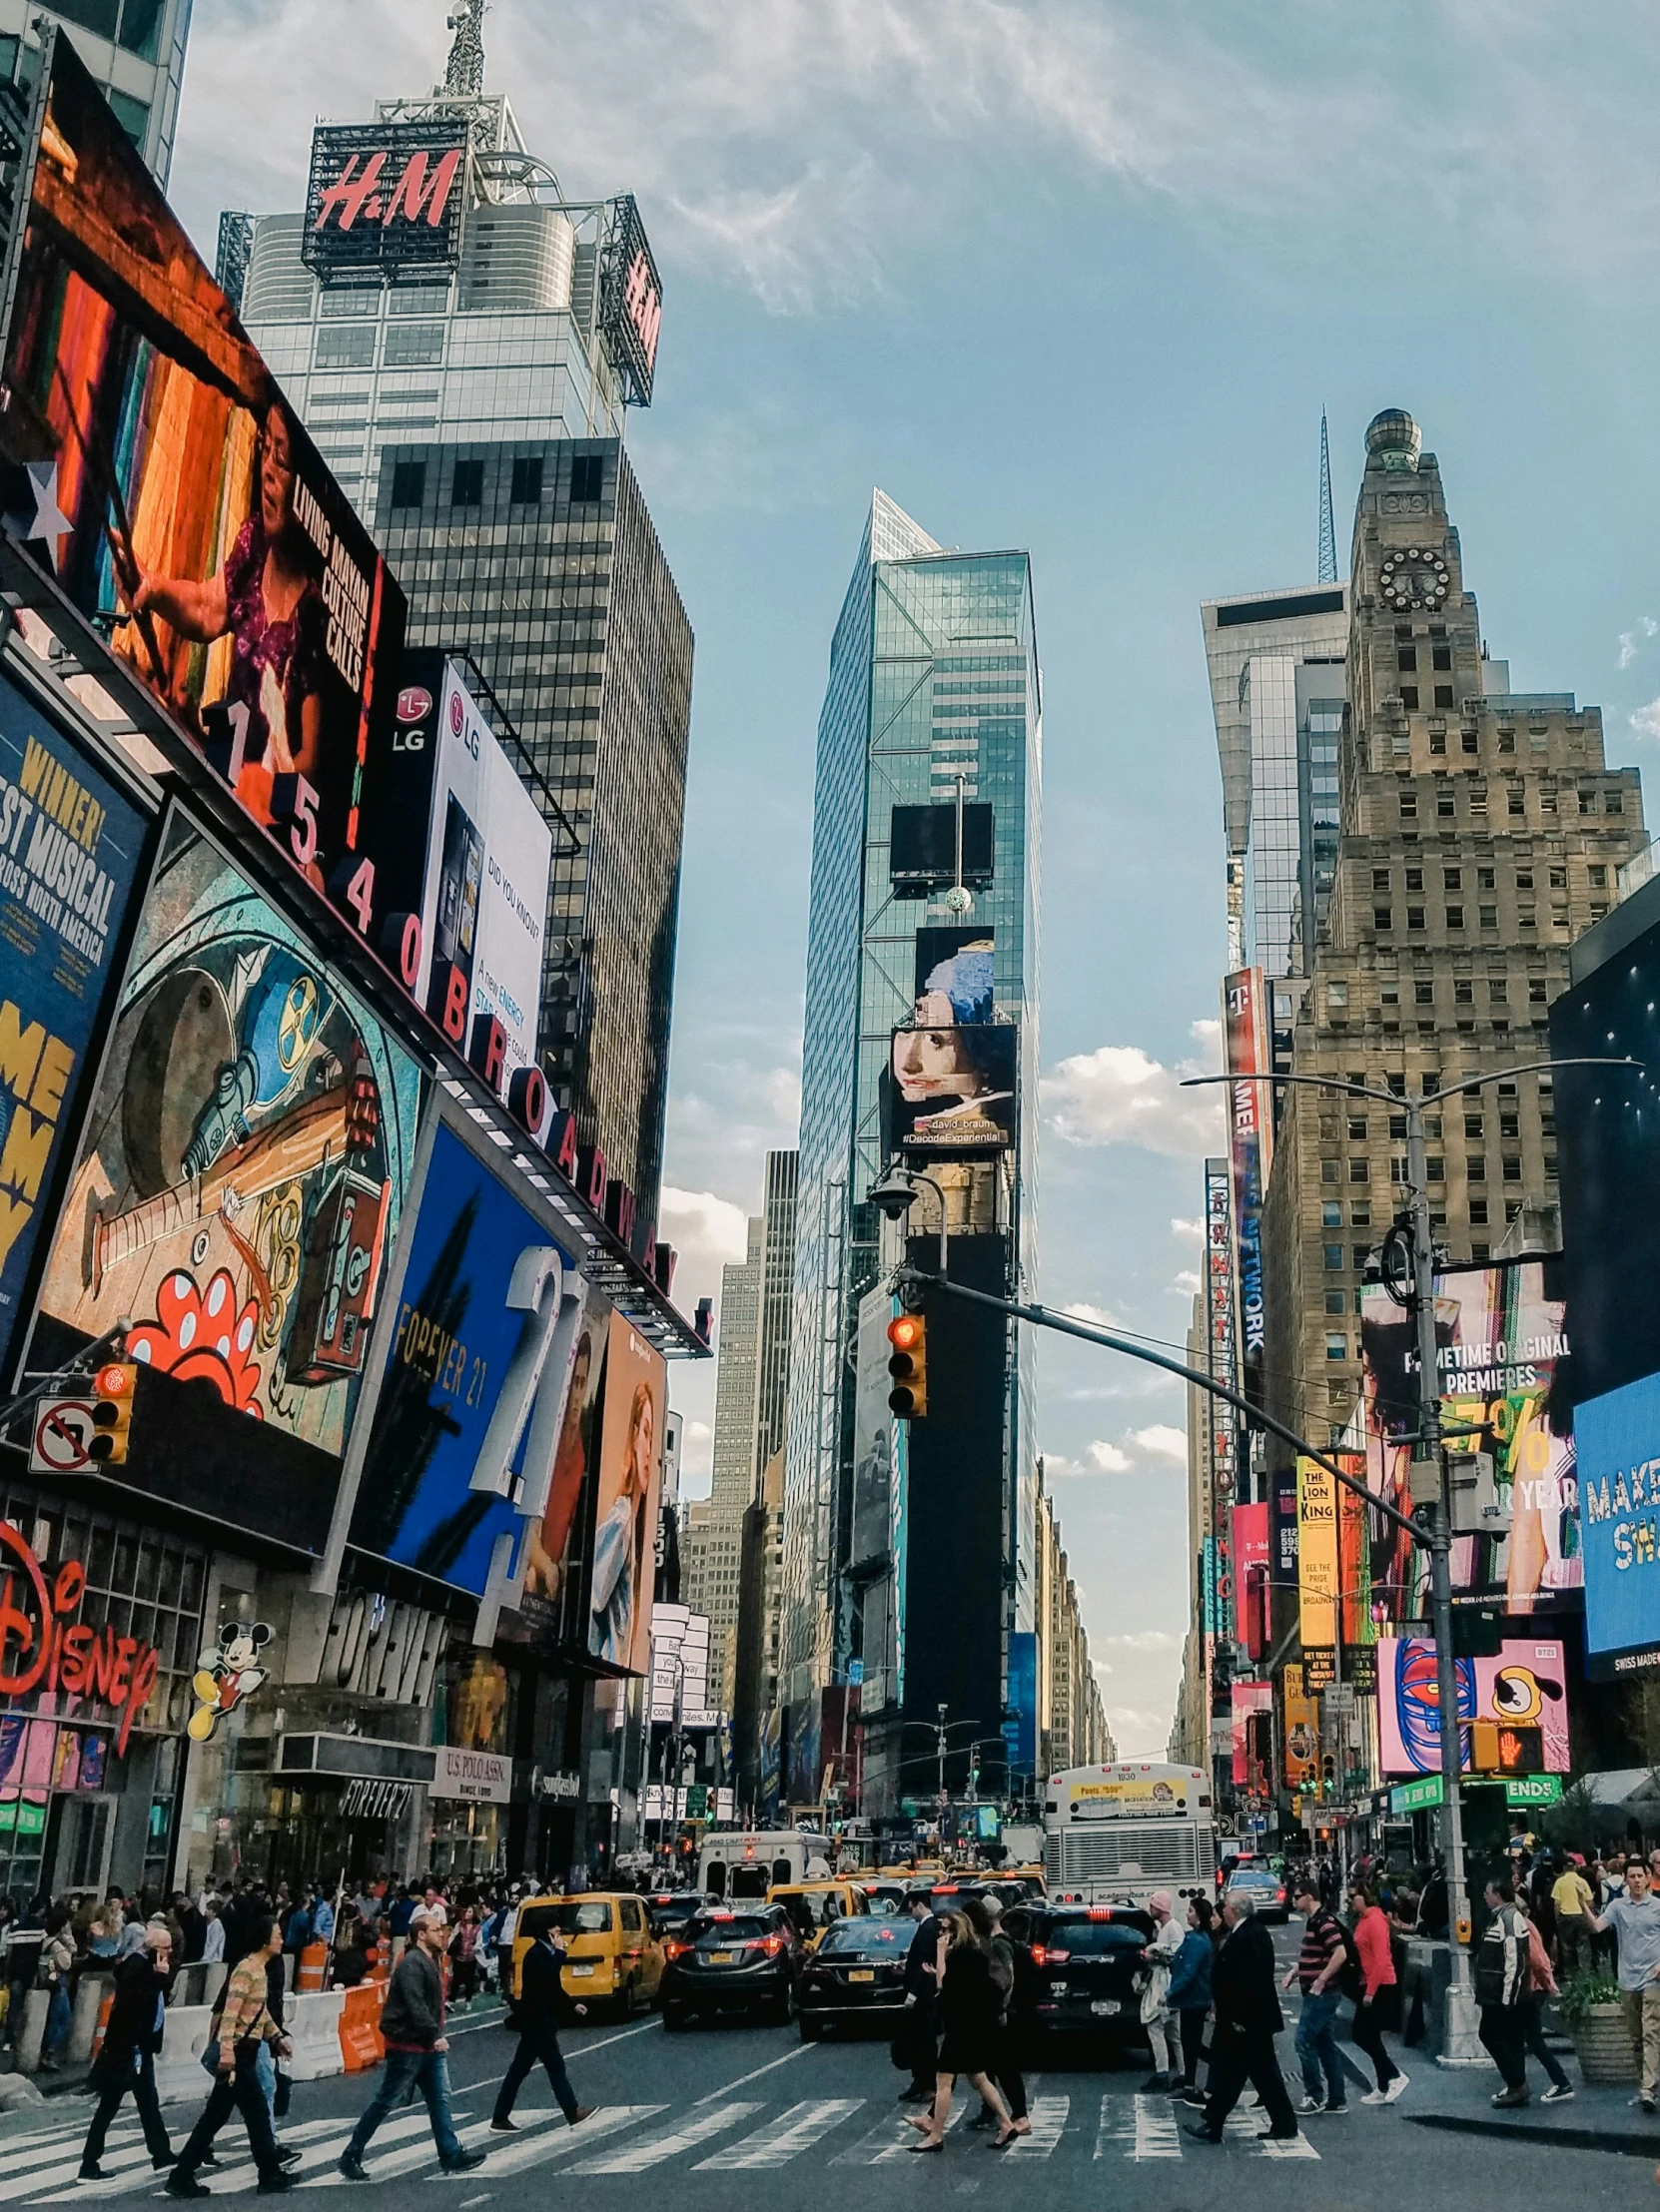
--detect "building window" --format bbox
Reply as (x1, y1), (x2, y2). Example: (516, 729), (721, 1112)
(1468, 1154), (1486, 1181)
(1328, 982), (1349, 1007)
(1609, 790), (1626, 814)
(1502, 1156), (1522, 1181)
(1433, 645), (1452, 670)
(390, 459), (426, 509)
(1372, 870), (1390, 892)
(1322, 1202), (1342, 1227)
(1471, 1242), (1491, 1262)
(1437, 788), (1455, 818)
(1507, 786), (1525, 817)
(1480, 905), (1498, 929)
(1478, 868), (1496, 889)
(1446, 906), (1463, 930)
(1426, 1157), (1445, 1181)
(1400, 686), (1419, 709)
(1351, 1205), (1371, 1227)
(1464, 1113), (1483, 1136)
(1549, 867), (1567, 889)
(1397, 647), (1418, 671)
(1325, 1291), (1346, 1315)
(1488, 980), (1507, 1003)
(1437, 686), (1457, 709)
(570, 453), (604, 502)
(1405, 867), (1423, 891)
(451, 458), (484, 506)
(383, 323), (444, 368)
(315, 327), (376, 370)
(1399, 793), (1417, 820)
(1544, 1153), (1559, 1177)
(1389, 1112), (1407, 1138)
(1352, 1244), (1371, 1268)
(1407, 906), (1425, 930)
(1579, 790), (1596, 814)
(1469, 785), (1487, 815)
(1443, 868), (1462, 890)
(510, 456), (544, 503)
(1374, 908), (1392, 932)
(1527, 982), (1546, 1007)
(1322, 1243), (1343, 1269)
(1349, 1158), (1369, 1182)
(1469, 1198), (1489, 1224)
(1429, 730), (1447, 754)
(1321, 1161), (1339, 1185)
(1414, 981), (1433, 1005)
(1588, 865), (1608, 888)
(1346, 1115), (1366, 1137)
(1325, 1335), (1347, 1362)
(1498, 729), (1515, 753)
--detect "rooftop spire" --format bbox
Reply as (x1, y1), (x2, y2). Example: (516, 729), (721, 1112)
(443, 0), (486, 97)
(1317, 408), (1337, 585)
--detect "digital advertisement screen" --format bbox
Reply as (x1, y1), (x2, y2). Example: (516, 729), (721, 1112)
(1572, 1371), (1660, 1677)
(28, 814), (422, 1552)
(1375, 1634), (1569, 1777)
(889, 802), (994, 891)
(1361, 1258), (1577, 1617)
(0, 38), (407, 943)
(587, 1310), (666, 1675)
(913, 928), (993, 1024)
(890, 1020), (1016, 1153)
(0, 670), (151, 1382)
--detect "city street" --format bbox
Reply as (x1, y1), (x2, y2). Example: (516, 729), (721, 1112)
(0, 1988), (1648, 2212)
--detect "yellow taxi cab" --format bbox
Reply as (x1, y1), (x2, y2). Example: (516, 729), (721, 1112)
(765, 1879), (871, 1951)
(511, 1892), (663, 2016)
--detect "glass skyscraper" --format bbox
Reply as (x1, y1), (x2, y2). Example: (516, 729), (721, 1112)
(782, 491), (1041, 1802)
(0, 1), (192, 181)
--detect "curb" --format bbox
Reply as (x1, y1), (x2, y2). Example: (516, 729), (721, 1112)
(1406, 2111), (1658, 2159)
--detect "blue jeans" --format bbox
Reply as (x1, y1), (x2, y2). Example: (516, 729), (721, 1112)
(346, 2049), (462, 2166)
(1294, 1989), (1346, 2107)
(43, 1982), (70, 2058)
(254, 2040), (276, 2117)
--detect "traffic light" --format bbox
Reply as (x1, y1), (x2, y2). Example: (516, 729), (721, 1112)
(1471, 1721), (1544, 1776)
(1320, 1752), (1336, 1800)
(887, 1312), (928, 1418)
(88, 1363), (136, 1464)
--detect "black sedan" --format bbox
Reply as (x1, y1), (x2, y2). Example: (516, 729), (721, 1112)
(1001, 1903), (1157, 2047)
(797, 1914), (916, 2039)
(660, 1905), (800, 2029)
(646, 1891), (710, 1940)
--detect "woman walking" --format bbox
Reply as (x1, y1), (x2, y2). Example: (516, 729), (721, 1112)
(1348, 1883), (1408, 2105)
(1139, 1890), (1187, 2092)
(1169, 1896), (1217, 2101)
(904, 1915), (1018, 2152)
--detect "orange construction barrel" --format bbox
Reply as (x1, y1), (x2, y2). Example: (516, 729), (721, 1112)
(297, 1943), (329, 1993)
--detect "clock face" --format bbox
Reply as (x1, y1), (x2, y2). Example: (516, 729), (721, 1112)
(1378, 546), (1449, 610)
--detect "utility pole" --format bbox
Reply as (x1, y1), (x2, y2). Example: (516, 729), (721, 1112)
(936, 1704), (949, 1824)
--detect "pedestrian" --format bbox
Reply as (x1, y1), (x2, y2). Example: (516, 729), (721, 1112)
(1169, 1896), (1216, 2104)
(1186, 1893), (1299, 2145)
(1514, 1892), (1573, 2103)
(1551, 1856), (1594, 1980)
(904, 1915), (1017, 2152)
(200, 1900), (225, 1966)
(964, 1897), (1028, 2135)
(1473, 1875), (1532, 2109)
(338, 1906), (484, 2181)
(1139, 1890), (1187, 2092)
(38, 1906), (74, 2071)
(449, 1906), (482, 2006)
(899, 1891), (948, 2103)
(165, 1916), (293, 2197)
(1346, 1882), (1407, 2104)
(490, 1914), (596, 2135)
(1583, 1855), (1660, 2114)
(1282, 1875), (1347, 2118)
(493, 1887), (521, 1992)
(78, 1922), (175, 2180)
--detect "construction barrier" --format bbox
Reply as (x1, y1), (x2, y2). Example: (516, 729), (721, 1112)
(339, 1982), (386, 2074)
(297, 1943), (330, 1993)
(152, 2004), (218, 2105)
(89, 1987), (115, 2063)
(285, 1989), (347, 2083)
(69, 1971), (114, 2063)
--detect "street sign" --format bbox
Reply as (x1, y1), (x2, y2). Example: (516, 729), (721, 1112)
(1390, 1775), (1444, 1815)
(30, 1397), (97, 1474)
(683, 1784), (709, 1819)
(1322, 1685), (1355, 1720)
(1504, 1774), (1563, 1809)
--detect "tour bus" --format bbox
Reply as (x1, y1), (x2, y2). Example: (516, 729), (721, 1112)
(697, 1829), (834, 1901)
(1043, 1763), (1216, 1910)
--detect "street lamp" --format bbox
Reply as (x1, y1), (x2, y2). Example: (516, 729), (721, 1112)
(1183, 1052), (1641, 2063)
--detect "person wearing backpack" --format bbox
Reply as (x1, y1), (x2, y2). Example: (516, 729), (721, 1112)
(1347, 1882), (1407, 2104)
(1281, 1876), (1348, 2116)
(1474, 1873), (1532, 2107)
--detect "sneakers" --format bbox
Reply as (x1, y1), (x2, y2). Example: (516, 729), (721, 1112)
(1184, 2124), (1223, 2144)
(1296, 2095), (1325, 2115)
(440, 2150), (487, 2175)
(1361, 2089), (1389, 2106)
(1490, 2088), (1530, 2109)
(338, 2155), (370, 2183)
(256, 2176), (295, 2196)
(1312, 2101), (1348, 2116)
(570, 2107), (597, 2126)
(77, 2167), (105, 2183)
(488, 2120), (519, 2135)
(165, 2181), (210, 2202)
(1383, 2072), (1410, 2104)
(1642, 2094), (1658, 2114)
(1259, 2128), (1300, 2142)
(1541, 2084), (1575, 2104)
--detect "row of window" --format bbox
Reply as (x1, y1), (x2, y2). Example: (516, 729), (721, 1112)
(1371, 904), (1601, 933)
(1370, 863), (1604, 893)
(388, 453), (606, 511)
(1397, 783), (1625, 820)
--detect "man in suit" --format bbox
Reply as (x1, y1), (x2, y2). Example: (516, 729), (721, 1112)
(1186, 1892), (1299, 2143)
(489, 1917), (595, 2133)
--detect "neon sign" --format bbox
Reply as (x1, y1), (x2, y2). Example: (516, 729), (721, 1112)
(0, 1522), (161, 1754)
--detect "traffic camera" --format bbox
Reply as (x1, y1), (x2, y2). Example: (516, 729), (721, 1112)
(887, 1312), (928, 1418)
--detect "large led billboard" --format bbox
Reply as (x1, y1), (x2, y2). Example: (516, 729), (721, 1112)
(586, 1310), (666, 1675)
(890, 803), (994, 894)
(1223, 968), (1271, 1411)
(597, 195), (662, 408)
(0, 669), (152, 1384)
(890, 1021), (1016, 1153)
(1361, 1258), (1576, 1617)
(0, 37), (407, 949)
(27, 813), (423, 1553)
(1376, 1634), (1569, 1777)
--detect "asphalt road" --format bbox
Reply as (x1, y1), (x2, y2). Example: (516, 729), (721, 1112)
(0, 1987), (1648, 2212)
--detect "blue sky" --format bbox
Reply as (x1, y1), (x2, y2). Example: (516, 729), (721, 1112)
(170, 0), (1660, 1755)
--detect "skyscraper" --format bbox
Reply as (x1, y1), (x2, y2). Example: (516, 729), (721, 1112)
(1, 2), (192, 181)
(782, 490), (1041, 1809)
(239, 14), (688, 1225)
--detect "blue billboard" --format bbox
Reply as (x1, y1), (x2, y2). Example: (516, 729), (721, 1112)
(0, 676), (150, 1381)
(1572, 1374), (1660, 1677)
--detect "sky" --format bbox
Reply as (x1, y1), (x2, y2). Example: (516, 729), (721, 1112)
(167, 0), (1660, 1758)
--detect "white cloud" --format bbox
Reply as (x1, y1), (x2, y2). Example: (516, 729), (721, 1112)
(1103, 1629), (1182, 1653)
(1632, 699), (1660, 742)
(1058, 1300), (1122, 1331)
(1088, 1440), (1133, 1474)
(1169, 1269), (1202, 1296)
(1620, 616), (1658, 669)
(677, 1417), (714, 1483)
(1170, 1216), (1205, 1245)
(1042, 1043), (1226, 1156)
(1127, 1423), (1188, 1463)
(1103, 1709), (1173, 1760)
(659, 1184), (749, 1271)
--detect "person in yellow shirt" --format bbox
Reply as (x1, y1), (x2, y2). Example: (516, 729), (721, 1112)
(1551, 1860), (1593, 1977)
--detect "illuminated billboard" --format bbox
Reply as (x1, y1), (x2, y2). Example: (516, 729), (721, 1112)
(1376, 1634), (1569, 1777)
(0, 37), (408, 951)
(303, 122), (467, 278)
(587, 1310), (666, 1675)
(1223, 969), (1271, 1410)
(890, 1022), (1016, 1153)
(598, 195), (662, 407)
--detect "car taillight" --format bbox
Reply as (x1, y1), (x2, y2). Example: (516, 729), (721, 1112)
(752, 1934), (788, 1955)
(664, 1939), (689, 1960)
(1276, 1889), (1285, 1901)
(1045, 1947), (1071, 1963)
(1029, 1943), (1046, 1966)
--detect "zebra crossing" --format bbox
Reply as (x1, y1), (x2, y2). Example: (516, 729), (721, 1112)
(0, 2086), (1321, 2194)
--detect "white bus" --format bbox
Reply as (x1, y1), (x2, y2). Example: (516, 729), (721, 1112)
(1043, 1764), (1216, 1909)
(697, 1829), (833, 1901)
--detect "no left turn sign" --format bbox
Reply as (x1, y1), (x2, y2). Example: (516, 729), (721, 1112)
(30, 1399), (96, 1475)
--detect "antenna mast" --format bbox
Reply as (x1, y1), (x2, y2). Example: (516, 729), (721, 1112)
(443, 0), (486, 97)
(1317, 408), (1337, 585)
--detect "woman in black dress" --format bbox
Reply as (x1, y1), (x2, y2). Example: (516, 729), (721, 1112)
(905, 1914), (1017, 2151)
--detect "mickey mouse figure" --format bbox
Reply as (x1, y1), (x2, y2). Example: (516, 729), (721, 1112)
(189, 1621), (272, 1742)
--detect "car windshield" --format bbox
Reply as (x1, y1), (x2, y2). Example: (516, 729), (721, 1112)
(690, 1917), (773, 1943)
(525, 1903), (610, 1936)
(1042, 1919), (1151, 1954)
(819, 1919), (915, 1957)
(649, 1896), (704, 1923)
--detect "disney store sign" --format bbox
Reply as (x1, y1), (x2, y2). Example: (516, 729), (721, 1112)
(0, 1521), (161, 1754)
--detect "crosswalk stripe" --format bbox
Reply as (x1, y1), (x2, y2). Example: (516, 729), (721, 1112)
(437, 2107), (665, 2181)
(308, 2112), (497, 2191)
(566, 2102), (762, 2174)
(1222, 2109), (1317, 2160)
(29, 2118), (354, 2203)
(1006, 2094), (1068, 2157)
(0, 2125), (91, 2179)
(693, 2099), (863, 2170)
(1129, 2092), (1183, 2159)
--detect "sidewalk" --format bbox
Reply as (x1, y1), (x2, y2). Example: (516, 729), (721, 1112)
(1339, 2032), (1660, 2158)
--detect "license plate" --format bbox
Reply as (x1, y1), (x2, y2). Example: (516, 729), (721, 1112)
(567, 1963), (595, 1977)
(848, 1968), (875, 1983)
(1091, 1999), (1120, 2017)
(1050, 1982), (1068, 1996)
(710, 1951), (735, 1964)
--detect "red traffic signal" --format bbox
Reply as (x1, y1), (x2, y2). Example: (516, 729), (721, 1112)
(887, 1312), (928, 1418)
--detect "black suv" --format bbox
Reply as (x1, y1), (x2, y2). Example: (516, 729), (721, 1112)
(660, 1904), (801, 2030)
(797, 1915), (916, 2039)
(1000, 1902), (1157, 2048)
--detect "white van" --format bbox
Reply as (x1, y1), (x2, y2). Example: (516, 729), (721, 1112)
(698, 1830), (833, 1901)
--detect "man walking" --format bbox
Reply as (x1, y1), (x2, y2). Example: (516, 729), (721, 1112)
(1474, 1875), (1532, 2107)
(900, 1892), (948, 2103)
(1585, 1856), (1660, 2113)
(1186, 1893), (1298, 2145)
(1282, 1876), (1348, 2117)
(490, 1916), (595, 2134)
(340, 1906), (485, 2180)
(80, 1923), (175, 2179)
(166, 1917), (293, 2197)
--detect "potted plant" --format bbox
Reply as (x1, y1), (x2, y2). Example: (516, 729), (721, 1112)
(1557, 1969), (1637, 2085)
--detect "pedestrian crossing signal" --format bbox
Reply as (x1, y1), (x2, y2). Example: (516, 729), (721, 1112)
(88, 1363), (136, 1464)
(887, 1313), (928, 1418)
(1471, 1720), (1544, 1776)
